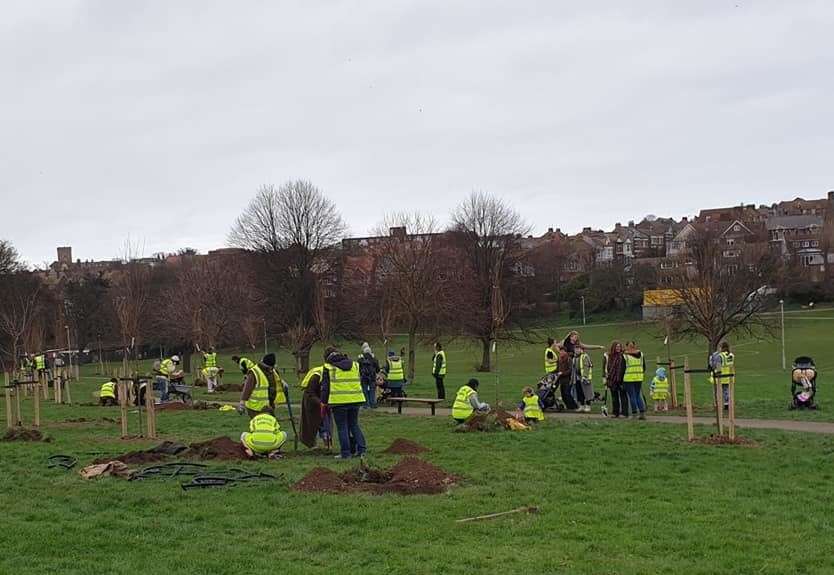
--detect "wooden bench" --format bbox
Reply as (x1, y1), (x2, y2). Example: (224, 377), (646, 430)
(385, 397), (444, 416)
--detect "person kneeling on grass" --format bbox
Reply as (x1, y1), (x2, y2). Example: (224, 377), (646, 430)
(241, 412), (288, 459)
(452, 379), (490, 423)
(518, 386), (545, 423)
(99, 378), (118, 407)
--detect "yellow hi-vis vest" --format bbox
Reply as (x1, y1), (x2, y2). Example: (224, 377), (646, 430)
(245, 365), (272, 412)
(579, 353), (593, 381)
(325, 362), (364, 405)
(544, 348), (558, 373)
(623, 354), (644, 383)
(651, 376), (670, 400)
(387, 357), (404, 381)
(718, 352), (735, 381)
(274, 371), (287, 405)
(301, 366), (323, 389)
(433, 351), (447, 376)
(452, 385), (476, 420)
(243, 413), (287, 454)
(35, 355), (46, 370)
(203, 352), (217, 368)
(100, 382), (116, 399)
(523, 395), (544, 421)
(159, 358), (175, 377)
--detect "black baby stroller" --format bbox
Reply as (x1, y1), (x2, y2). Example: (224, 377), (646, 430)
(537, 373), (565, 412)
(790, 356), (818, 410)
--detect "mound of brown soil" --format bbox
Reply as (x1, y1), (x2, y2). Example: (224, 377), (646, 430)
(292, 467), (346, 493)
(182, 436), (249, 460)
(291, 457), (458, 495)
(690, 434), (757, 447)
(216, 383), (243, 392)
(2, 428), (51, 442)
(157, 402), (190, 411)
(382, 438), (429, 455)
(93, 449), (170, 465)
(456, 410), (529, 433)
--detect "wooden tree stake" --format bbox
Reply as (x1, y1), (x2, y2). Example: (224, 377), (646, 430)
(4, 373), (12, 429)
(728, 375), (736, 441)
(33, 377), (41, 428)
(669, 359), (678, 409)
(684, 357), (694, 441)
(715, 377), (724, 437)
(118, 381), (129, 438)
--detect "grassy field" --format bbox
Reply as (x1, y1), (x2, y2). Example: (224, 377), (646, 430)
(3, 311), (834, 574)
(71, 306), (834, 422)
(1, 400), (833, 574)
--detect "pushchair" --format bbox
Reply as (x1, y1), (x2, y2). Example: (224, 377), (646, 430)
(537, 373), (565, 412)
(790, 356), (818, 410)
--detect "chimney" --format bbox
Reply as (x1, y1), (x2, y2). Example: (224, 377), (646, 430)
(628, 220), (634, 228)
(582, 227), (592, 234)
(389, 226), (407, 239)
(57, 246), (72, 265)
(682, 217), (688, 223)
(548, 227), (554, 234)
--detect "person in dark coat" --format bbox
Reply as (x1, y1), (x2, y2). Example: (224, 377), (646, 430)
(357, 342), (380, 409)
(299, 360), (332, 449)
(605, 341), (629, 418)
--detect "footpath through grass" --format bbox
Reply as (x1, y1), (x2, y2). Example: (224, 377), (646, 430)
(2, 400), (834, 575)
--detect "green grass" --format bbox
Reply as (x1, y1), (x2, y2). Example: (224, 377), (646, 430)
(75, 306), (834, 421)
(1, 401), (834, 574)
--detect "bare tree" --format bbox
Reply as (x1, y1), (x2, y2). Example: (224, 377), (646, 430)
(450, 191), (530, 371)
(111, 242), (151, 373)
(670, 227), (778, 357)
(370, 213), (454, 379)
(229, 180), (345, 372)
(0, 272), (43, 372)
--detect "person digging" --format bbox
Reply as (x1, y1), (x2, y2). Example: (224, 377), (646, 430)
(451, 378), (491, 423)
(240, 412), (288, 460)
(232, 353), (282, 419)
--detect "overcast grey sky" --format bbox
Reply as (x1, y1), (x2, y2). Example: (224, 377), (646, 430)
(2, 0), (833, 266)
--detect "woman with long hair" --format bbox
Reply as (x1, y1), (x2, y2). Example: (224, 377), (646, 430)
(605, 341), (629, 418)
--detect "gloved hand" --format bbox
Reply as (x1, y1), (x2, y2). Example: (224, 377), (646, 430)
(236, 402), (245, 415)
(320, 404), (328, 419)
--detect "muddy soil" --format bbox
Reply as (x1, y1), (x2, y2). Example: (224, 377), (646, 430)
(181, 436), (249, 461)
(382, 438), (429, 455)
(292, 457), (457, 495)
(2, 428), (51, 442)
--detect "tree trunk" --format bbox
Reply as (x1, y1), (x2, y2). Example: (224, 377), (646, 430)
(407, 330), (416, 381)
(479, 338), (492, 372)
(296, 350), (311, 374)
(183, 350), (192, 374)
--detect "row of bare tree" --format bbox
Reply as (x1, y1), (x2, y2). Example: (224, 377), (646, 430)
(0, 182), (788, 373)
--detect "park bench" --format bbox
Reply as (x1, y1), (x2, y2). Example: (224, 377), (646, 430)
(385, 397), (444, 416)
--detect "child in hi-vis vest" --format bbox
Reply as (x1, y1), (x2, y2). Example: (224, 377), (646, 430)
(650, 367), (670, 412)
(517, 386), (545, 423)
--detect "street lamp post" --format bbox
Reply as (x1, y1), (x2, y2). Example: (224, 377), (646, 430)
(780, 300), (786, 371)
(581, 296), (586, 326)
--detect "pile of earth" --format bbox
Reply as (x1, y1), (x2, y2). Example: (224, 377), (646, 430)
(2, 428), (51, 442)
(292, 457), (458, 495)
(690, 434), (757, 447)
(180, 436), (249, 460)
(382, 438), (429, 454)
(456, 409), (530, 433)
(156, 402), (190, 411)
(94, 437), (249, 465)
(216, 383), (243, 392)
(190, 401), (225, 410)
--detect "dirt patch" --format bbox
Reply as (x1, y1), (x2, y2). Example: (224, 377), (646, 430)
(2, 428), (51, 442)
(93, 450), (169, 465)
(382, 438), (429, 455)
(216, 383), (243, 392)
(191, 401), (225, 410)
(181, 436), (249, 461)
(457, 410), (530, 433)
(690, 434), (758, 447)
(292, 457), (458, 495)
(157, 402), (190, 411)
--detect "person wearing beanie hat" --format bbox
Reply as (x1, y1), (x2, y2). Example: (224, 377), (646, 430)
(238, 352), (279, 419)
(357, 343), (380, 409)
(320, 346), (367, 459)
